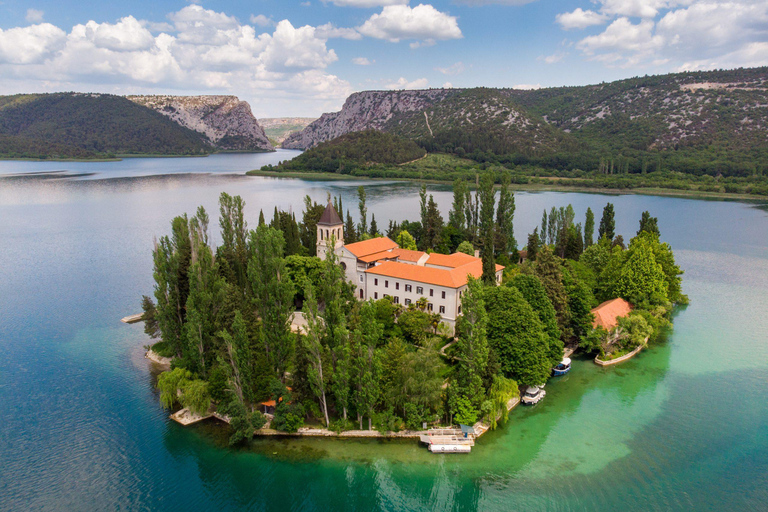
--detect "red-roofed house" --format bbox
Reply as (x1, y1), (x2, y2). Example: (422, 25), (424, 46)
(591, 298), (633, 331)
(317, 202), (503, 330)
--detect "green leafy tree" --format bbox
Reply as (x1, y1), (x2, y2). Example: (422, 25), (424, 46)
(350, 302), (383, 429)
(358, 186), (368, 236)
(637, 211), (660, 237)
(218, 193), (249, 292)
(248, 225), (295, 379)
(485, 286), (552, 386)
(479, 172), (497, 283)
(152, 214), (192, 358)
(345, 210), (357, 244)
(616, 234), (669, 305)
(370, 213), (379, 237)
(453, 277), (489, 412)
(448, 178), (467, 231)
(584, 207), (595, 247)
(301, 284), (330, 426)
(598, 202), (616, 241)
(508, 274), (562, 363)
(396, 230), (418, 250)
(495, 171), (516, 262)
(532, 246), (571, 339)
(184, 207), (227, 376)
(300, 196), (326, 256)
(457, 240), (474, 255)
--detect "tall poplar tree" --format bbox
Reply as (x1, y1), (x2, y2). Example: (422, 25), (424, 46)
(453, 277), (489, 413)
(351, 302), (383, 430)
(479, 172), (497, 283)
(495, 171), (516, 261)
(449, 178), (467, 231)
(301, 284), (330, 426)
(599, 203), (616, 241)
(248, 225), (295, 379)
(357, 186), (368, 236)
(584, 207), (595, 247)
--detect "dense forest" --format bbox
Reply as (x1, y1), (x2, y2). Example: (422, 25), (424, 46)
(143, 177), (685, 444)
(275, 67), (768, 188)
(275, 130), (426, 173)
(0, 93), (212, 158)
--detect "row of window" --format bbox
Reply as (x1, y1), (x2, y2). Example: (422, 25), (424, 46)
(371, 278), (446, 299)
(371, 292), (448, 313)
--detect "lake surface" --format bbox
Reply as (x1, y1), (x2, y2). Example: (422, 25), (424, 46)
(0, 155), (767, 511)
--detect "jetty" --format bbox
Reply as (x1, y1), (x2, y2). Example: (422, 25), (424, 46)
(170, 408), (231, 426)
(121, 313), (144, 324)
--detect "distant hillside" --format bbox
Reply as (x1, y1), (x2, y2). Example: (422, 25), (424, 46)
(0, 93), (211, 158)
(258, 117), (316, 146)
(128, 95), (273, 152)
(275, 130), (425, 173)
(284, 67), (768, 176)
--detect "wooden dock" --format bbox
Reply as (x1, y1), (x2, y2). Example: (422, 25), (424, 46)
(121, 313), (144, 324)
(170, 408), (230, 426)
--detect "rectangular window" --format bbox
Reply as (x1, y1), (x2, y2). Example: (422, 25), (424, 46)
(359, 275), (364, 283)
(374, 292), (378, 299)
(442, 291), (446, 299)
(395, 282), (400, 290)
(429, 289), (434, 297)
(405, 298), (412, 305)
(416, 286), (423, 294)
(439, 305), (445, 314)
(427, 303), (433, 312)
(385, 280), (389, 288)
(374, 278), (378, 286)
(359, 290), (364, 299)
(394, 296), (399, 304)
(458, 305), (462, 314)
(405, 284), (411, 292)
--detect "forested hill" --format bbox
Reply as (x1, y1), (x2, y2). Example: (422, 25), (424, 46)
(284, 67), (768, 176)
(0, 93), (211, 159)
(276, 130), (426, 172)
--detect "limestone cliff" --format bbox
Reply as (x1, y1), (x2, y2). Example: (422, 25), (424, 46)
(128, 95), (273, 151)
(283, 90), (456, 149)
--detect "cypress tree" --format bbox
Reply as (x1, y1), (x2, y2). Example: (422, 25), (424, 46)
(598, 203), (616, 241)
(584, 207), (595, 247)
(479, 172), (497, 283)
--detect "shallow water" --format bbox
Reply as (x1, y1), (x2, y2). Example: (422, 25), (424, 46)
(0, 156), (766, 511)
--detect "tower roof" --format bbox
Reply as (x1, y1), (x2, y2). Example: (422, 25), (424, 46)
(318, 201), (342, 226)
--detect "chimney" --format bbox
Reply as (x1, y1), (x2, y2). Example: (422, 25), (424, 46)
(474, 250), (480, 258)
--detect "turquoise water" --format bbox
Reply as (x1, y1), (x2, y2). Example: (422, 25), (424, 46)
(0, 160), (767, 511)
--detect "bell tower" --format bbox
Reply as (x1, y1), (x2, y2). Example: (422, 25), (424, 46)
(316, 201), (344, 255)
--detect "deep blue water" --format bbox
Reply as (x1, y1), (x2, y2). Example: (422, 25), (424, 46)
(0, 157), (767, 511)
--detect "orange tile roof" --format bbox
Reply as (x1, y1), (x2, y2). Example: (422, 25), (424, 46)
(425, 252), (478, 268)
(392, 248), (427, 262)
(344, 237), (399, 258)
(366, 260), (504, 288)
(591, 298), (632, 330)
(358, 250), (398, 263)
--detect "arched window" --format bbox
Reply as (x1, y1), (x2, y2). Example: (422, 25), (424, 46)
(340, 262), (346, 270)
(320, 230), (323, 241)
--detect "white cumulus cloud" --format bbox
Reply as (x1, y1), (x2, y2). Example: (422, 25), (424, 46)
(352, 57), (373, 65)
(328, 0), (408, 7)
(250, 15), (275, 28)
(315, 23), (363, 40)
(385, 76), (429, 89)
(358, 4), (462, 44)
(453, 0), (536, 5)
(556, 8), (609, 30)
(0, 6), (354, 116)
(0, 23), (66, 64)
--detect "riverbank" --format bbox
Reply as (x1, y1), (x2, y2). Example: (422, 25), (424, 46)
(246, 169), (768, 202)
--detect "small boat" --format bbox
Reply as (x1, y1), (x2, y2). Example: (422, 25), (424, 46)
(521, 386), (546, 405)
(552, 357), (572, 376)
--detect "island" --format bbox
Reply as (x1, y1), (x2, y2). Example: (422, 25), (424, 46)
(138, 180), (685, 449)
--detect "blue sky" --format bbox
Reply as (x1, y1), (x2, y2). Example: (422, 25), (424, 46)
(1, 0), (767, 116)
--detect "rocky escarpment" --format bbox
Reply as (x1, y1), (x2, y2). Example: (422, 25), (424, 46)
(284, 67), (768, 155)
(128, 95), (273, 151)
(258, 117), (317, 145)
(283, 89), (457, 149)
